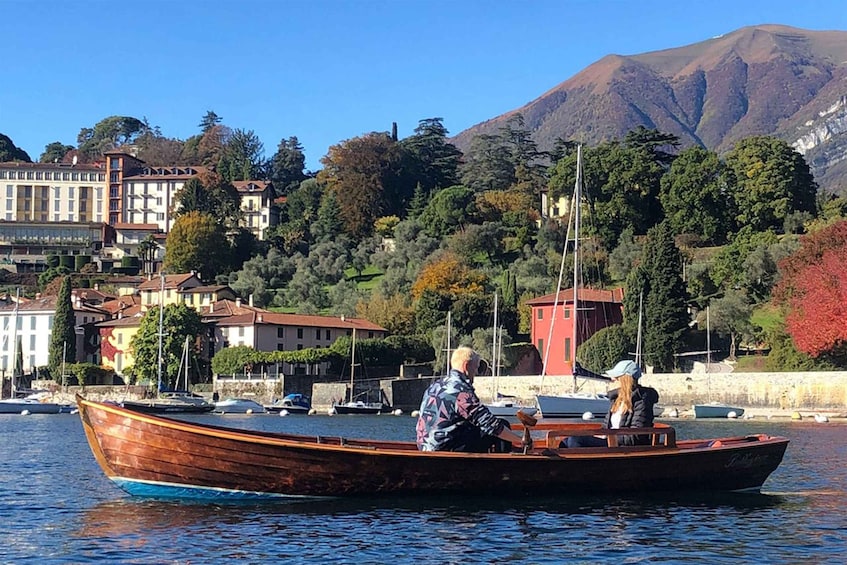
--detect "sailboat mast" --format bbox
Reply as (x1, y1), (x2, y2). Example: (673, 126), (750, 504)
(445, 311), (451, 373)
(706, 306), (711, 368)
(349, 327), (356, 403)
(572, 144), (582, 382)
(636, 290), (644, 369)
(156, 273), (165, 393)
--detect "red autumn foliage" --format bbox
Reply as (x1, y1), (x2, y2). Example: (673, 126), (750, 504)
(774, 220), (847, 357)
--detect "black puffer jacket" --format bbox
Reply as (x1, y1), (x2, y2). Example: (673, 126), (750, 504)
(604, 385), (660, 446)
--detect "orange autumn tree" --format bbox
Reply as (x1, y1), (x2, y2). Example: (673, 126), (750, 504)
(773, 220), (847, 362)
(411, 253), (487, 300)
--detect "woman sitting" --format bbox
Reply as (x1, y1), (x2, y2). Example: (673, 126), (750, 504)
(565, 360), (660, 448)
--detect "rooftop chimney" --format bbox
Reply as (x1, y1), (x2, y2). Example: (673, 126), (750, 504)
(236, 297), (241, 308)
(249, 294), (253, 307)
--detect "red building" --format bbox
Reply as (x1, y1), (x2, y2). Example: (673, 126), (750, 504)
(526, 288), (625, 375)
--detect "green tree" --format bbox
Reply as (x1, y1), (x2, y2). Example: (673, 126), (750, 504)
(198, 110), (222, 133)
(48, 276), (76, 377)
(319, 132), (405, 239)
(659, 146), (733, 245)
(401, 117), (463, 194)
(419, 185), (477, 238)
(164, 212), (232, 278)
(0, 133), (32, 162)
(268, 136), (308, 195)
(218, 129), (266, 182)
(624, 221), (689, 371)
(129, 303), (205, 389)
(77, 116), (146, 161)
(708, 291), (755, 361)
(174, 171), (242, 229)
(725, 136), (818, 233)
(39, 142), (74, 164)
(228, 247), (297, 307)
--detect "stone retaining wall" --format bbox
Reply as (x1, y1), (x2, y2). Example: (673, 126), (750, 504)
(44, 371), (847, 414)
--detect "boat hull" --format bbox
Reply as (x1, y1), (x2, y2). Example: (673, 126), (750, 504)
(693, 404), (745, 418)
(121, 400), (215, 414)
(77, 396), (788, 500)
(0, 400), (64, 414)
(536, 394), (610, 418)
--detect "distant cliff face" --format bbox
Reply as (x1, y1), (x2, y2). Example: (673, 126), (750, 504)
(451, 25), (847, 194)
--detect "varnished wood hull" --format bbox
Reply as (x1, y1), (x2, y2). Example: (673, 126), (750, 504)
(77, 395), (788, 500)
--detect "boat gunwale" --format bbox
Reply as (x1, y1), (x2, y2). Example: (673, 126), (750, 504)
(78, 395), (788, 460)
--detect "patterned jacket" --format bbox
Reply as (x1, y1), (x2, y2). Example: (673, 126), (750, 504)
(416, 369), (506, 451)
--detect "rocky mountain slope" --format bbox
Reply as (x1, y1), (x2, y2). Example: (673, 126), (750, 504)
(451, 25), (847, 193)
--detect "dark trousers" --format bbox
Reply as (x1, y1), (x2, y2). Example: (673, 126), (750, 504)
(449, 420), (512, 453)
(564, 435), (608, 448)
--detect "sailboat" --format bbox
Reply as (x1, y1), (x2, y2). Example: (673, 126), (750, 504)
(0, 289), (64, 414)
(121, 276), (213, 415)
(331, 327), (384, 415)
(484, 292), (538, 417)
(693, 306), (744, 418)
(535, 145), (614, 419)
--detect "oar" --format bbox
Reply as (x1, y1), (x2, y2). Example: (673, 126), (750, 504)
(516, 410), (537, 454)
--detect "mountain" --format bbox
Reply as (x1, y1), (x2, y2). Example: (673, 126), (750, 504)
(451, 25), (847, 193)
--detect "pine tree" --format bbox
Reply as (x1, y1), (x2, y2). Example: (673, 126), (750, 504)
(49, 276), (76, 378)
(626, 222), (689, 371)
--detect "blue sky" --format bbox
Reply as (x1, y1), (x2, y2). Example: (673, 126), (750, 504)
(2, 0), (845, 171)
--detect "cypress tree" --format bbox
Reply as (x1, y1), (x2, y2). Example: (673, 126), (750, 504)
(627, 222), (689, 372)
(49, 276), (76, 378)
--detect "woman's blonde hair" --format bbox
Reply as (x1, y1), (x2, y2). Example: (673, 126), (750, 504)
(610, 374), (635, 414)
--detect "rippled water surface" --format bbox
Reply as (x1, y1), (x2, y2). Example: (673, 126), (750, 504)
(1, 412), (846, 563)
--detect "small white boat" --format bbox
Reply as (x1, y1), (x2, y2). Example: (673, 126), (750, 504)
(214, 398), (266, 414)
(536, 393), (611, 418)
(0, 395), (65, 415)
(693, 402), (745, 419)
(485, 399), (538, 418)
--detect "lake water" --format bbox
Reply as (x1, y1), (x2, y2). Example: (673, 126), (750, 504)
(1, 412), (846, 564)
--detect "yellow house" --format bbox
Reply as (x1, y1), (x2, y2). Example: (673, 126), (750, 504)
(97, 316), (142, 376)
(137, 273), (204, 309)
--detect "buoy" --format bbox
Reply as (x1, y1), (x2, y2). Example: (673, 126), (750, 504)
(582, 411), (594, 420)
(328, 407), (337, 415)
(245, 408), (253, 415)
(392, 409), (403, 416)
(308, 408), (317, 415)
(791, 411), (802, 420)
(21, 409), (31, 416)
(814, 414), (829, 423)
(743, 413), (754, 420)
(669, 408), (679, 418)
(410, 410), (420, 418)
(279, 409), (289, 417)
(727, 411), (738, 419)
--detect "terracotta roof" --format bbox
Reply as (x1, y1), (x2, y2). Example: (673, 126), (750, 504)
(525, 287), (625, 306)
(232, 180), (271, 193)
(137, 273), (198, 291)
(72, 288), (115, 303)
(112, 223), (161, 231)
(96, 315), (143, 328)
(182, 285), (231, 294)
(99, 295), (142, 316)
(200, 300), (386, 332)
(0, 296), (109, 315)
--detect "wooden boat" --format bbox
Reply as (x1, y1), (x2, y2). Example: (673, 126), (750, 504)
(77, 395), (788, 500)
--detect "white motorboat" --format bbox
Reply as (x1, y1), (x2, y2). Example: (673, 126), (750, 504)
(214, 398), (266, 414)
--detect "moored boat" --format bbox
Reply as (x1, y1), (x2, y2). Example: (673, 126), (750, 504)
(214, 397), (266, 414)
(76, 395), (788, 500)
(693, 402), (745, 419)
(265, 393), (311, 414)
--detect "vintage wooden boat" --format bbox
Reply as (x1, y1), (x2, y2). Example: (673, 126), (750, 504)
(77, 395), (788, 500)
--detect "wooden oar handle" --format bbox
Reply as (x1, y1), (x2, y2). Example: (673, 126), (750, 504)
(516, 410), (536, 454)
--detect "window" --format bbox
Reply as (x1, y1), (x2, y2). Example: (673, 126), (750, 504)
(316, 329), (321, 340)
(30, 335), (36, 349)
(368, 332), (374, 338)
(5, 186), (11, 197)
(537, 309), (543, 320)
(277, 327), (284, 338)
(325, 330), (330, 340)
(277, 343), (285, 351)
(81, 173), (88, 181)
(36, 171), (43, 180)
(5, 199), (11, 211)
(30, 316), (35, 330)
(238, 327), (244, 337)
(564, 309), (571, 319)
(54, 200), (60, 211)
(71, 172), (79, 181)
(16, 317), (22, 331)
(564, 337), (571, 362)
(297, 344), (303, 350)
(62, 172), (69, 181)
(297, 328), (303, 339)
(537, 339), (544, 357)
(69, 187), (75, 198)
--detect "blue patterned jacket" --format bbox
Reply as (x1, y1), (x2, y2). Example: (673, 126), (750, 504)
(415, 369), (506, 451)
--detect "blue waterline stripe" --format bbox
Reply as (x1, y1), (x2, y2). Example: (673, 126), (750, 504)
(111, 477), (335, 500)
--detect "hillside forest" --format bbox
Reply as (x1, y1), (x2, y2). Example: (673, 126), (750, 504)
(1, 112), (846, 375)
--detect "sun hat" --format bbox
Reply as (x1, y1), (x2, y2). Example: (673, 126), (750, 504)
(605, 360), (642, 381)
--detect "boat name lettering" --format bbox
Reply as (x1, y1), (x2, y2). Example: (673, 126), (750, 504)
(725, 453), (769, 469)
